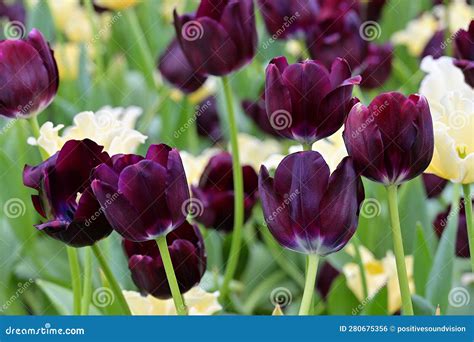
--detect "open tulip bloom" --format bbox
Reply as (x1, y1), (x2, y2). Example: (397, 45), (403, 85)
(259, 151), (364, 314)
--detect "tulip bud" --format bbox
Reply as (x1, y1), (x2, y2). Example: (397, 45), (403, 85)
(173, 0), (257, 76)
(242, 95), (281, 138)
(433, 198), (472, 258)
(123, 220), (206, 299)
(358, 43), (393, 90)
(23, 139), (113, 247)
(191, 152), (258, 232)
(265, 56), (360, 144)
(0, 29), (59, 118)
(158, 38), (207, 94)
(259, 151), (364, 255)
(196, 96), (223, 143)
(454, 21), (474, 87)
(343, 92), (434, 185)
(0, 0), (26, 23)
(422, 174), (448, 199)
(92, 144), (190, 242)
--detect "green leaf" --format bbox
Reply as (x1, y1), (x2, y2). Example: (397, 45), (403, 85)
(412, 295), (436, 315)
(414, 223), (433, 297)
(327, 275), (360, 315)
(361, 286), (388, 315)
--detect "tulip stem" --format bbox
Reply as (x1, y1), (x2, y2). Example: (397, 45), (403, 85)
(91, 244), (132, 315)
(220, 76), (245, 301)
(80, 247), (93, 315)
(386, 185), (414, 315)
(27, 116), (49, 160)
(298, 254), (319, 315)
(66, 247), (82, 315)
(462, 184), (474, 272)
(352, 235), (369, 300)
(155, 236), (188, 315)
(302, 143), (312, 151)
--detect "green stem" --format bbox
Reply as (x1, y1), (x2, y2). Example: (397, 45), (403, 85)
(462, 184), (474, 272)
(124, 9), (156, 89)
(27, 116), (49, 160)
(302, 142), (312, 151)
(84, 0), (105, 77)
(243, 271), (286, 314)
(352, 236), (369, 300)
(386, 185), (414, 315)
(66, 247), (82, 315)
(220, 76), (245, 300)
(298, 254), (319, 315)
(91, 244), (131, 315)
(155, 236), (187, 315)
(80, 247), (93, 315)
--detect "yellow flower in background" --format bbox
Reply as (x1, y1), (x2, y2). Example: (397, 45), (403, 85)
(433, 0), (474, 33)
(263, 129), (346, 172)
(343, 245), (415, 314)
(420, 56), (474, 184)
(54, 43), (81, 81)
(29, 106), (147, 155)
(180, 148), (220, 186)
(232, 133), (281, 171)
(123, 287), (222, 315)
(48, 0), (93, 43)
(95, 0), (139, 10)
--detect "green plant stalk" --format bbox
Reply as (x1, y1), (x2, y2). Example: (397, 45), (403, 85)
(66, 247), (82, 315)
(219, 76), (245, 300)
(124, 8), (156, 89)
(91, 244), (132, 315)
(80, 247), (93, 315)
(462, 184), (474, 272)
(386, 185), (414, 315)
(155, 236), (187, 315)
(298, 254), (319, 315)
(84, 0), (105, 77)
(352, 235), (369, 300)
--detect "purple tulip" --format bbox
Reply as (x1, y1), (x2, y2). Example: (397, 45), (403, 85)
(433, 199), (471, 258)
(343, 92), (434, 185)
(91, 144), (190, 242)
(173, 0), (257, 76)
(0, 0), (26, 23)
(316, 261), (340, 299)
(191, 152), (258, 232)
(422, 174), (448, 199)
(23, 139), (113, 247)
(360, 0), (387, 22)
(0, 28), (58, 118)
(358, 43), (393, 89)
(306, 7), (367, 70)
(158, 38), (207, 93)
(259, 151), (364, 255)
(454, 21), (474, 87)
(242, 95), (281, 138)
(257, 0), (319, 39)
(196, 96), (223, 143)
(265, 56), (360, 144)
(422, 30), (445, 59)
(454, 59), (474, 88)
(123, 220), (206, 299)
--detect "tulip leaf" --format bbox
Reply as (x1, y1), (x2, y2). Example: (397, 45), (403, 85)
(360, 286), (388, 315)
(413, 223), (433, 297)
(327, 275), (360, 315)
(412, 295), (436, 315)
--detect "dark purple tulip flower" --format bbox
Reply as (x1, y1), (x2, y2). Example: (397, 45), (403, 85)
(0, 28), (58, 118)
(23, 139), (113, 247)
(91, 144), (190, 242)
(422, 30), (445, 59)
(123, 220), (206, 299)
(454, 59), (474, 88)
(242, 95), (281, 138)
(422, 174), (448, 199)
(316, 261), (340, 299)
(158, 38), (207, 93)
(343, 92), (434, 185)
(196, 96), (223, 143)
(257, 0), (319, 39)
(358, 43), (393, 89)
(454, 21), (474, 87)
(0, 0), (26, 23)
(192, 152), (258, 232)
(173, 0), (257, 76)
(265, 56), (361, 145)
(259, 151), (364, 255)
(433, 199), (472, 258)
(306, 8), (367, 70)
